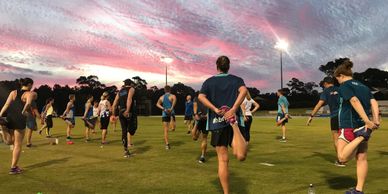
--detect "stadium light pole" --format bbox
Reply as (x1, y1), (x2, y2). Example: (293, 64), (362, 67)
(274, 40), (289, 89)
(160, 56), (174, 86)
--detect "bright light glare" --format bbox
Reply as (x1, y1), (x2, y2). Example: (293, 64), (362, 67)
(160, 56), (174, 64)
(274, 39), (289, 51)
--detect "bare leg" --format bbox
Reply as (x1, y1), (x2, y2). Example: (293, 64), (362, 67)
(102, 129), (107, 143)
(337, 137), (364, 163)
(127, 132), (132, 147)
(216, 146), (229, 194)
(1, 126), (14, 145)
(332, 131), (339, 153)
(356, 150), (368, 191)
(26, 128), (32, 145)
(231, 124), (247, 161)
(281, 125), (286, 139)
(191, 122), (199, 141)
(11, 129), (25, 168)
(66, 125), (71, 138)
(201, 134), (208, 156)
(163, 122), (169, 144)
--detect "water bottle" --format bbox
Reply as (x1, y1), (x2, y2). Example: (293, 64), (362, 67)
(308, 184), (315, 194)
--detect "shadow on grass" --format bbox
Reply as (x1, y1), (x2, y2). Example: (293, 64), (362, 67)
(319, 171), (356, 190)
(134, 140), (147, 146)
(24, 157), (71, 170)
(378, 150), (388, 156)
(170, 140), (185, 147)
(304, 151), (335, 163)
(211, 172), (249, 194)
(135, 145), (151, 154)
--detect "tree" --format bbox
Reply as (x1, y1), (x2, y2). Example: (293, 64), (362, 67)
(319, 58), (349, 76)
(76, 75), (105, 89)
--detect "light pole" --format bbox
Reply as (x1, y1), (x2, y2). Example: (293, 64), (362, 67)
(160, 56), (174, 86)
(274, 40), (289, 89)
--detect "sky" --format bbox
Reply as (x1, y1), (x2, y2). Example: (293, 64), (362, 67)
(1, 0), (388, 92)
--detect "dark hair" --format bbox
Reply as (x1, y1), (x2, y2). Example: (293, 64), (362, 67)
(46, 98), (53, 104)
(20, 78), (33, 86)
(164, 85), (171, 92)
(216, 56), (230, 73)
(334, 59), (353, 77)
(123, 79), (133, 86)
(277, 88), (286, 95)
(87, 94), (93, 99)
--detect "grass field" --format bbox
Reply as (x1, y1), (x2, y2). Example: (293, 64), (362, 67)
(0, 117), (387, 194)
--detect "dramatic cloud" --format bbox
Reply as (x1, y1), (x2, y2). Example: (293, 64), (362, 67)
(0, 0), (387, 91)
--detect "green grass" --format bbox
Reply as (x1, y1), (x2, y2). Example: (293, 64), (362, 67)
(1, 117), (387, 194)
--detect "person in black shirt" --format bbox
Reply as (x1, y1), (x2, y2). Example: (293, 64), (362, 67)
(191, 94), (209, 163)
(198, 56), (248, 194)
(0, 78), (34, 175)
(112, 79), (137, 158)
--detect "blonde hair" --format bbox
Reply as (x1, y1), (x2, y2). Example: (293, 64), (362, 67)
(101, 92), (109, 100)
(246, 92), (252, 100)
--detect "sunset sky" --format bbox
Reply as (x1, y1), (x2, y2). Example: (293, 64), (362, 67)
(1, 0), (388, 91)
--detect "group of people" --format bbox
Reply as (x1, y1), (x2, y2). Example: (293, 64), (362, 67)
(0, 56), (381, 194)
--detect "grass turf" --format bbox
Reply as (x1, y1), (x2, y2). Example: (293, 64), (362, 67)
(0, 117), (387, 194)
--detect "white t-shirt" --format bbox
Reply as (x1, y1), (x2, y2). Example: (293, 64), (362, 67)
(99, 100), (110, 117)
(243, 98), (255, 116)
(93, 106), (99, 117)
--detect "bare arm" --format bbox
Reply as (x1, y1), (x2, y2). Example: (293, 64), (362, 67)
(350, 96), (376, 129)
(0, 91), (15, 117)
(125, 88), (135, 113)
(21, 92), (33, 115)
(171, 95), (177, 110)
(251, 101), (260, 113)
(310, 100), (325, 116)
(156, 97), (164, 110)
(112, 93), (119, 116)
(198, 94), (220, 114)
(231, 86), (248, 113)
(370, 99), (380, 126)
(62, 102), (72, 117)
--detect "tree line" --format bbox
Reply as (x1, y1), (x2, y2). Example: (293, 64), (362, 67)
(1, 58), (387, 115)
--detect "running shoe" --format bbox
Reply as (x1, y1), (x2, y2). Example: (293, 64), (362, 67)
(165, 144), (170, 150)
(353, 126), (372, 141)
(124, 150), (131, 158)
(345, 188), (364, 194)
(334, 160), (346, 167)
(187, 131), (191, 134)
(26, 144), (32, 148)
(38, 130), (43, 135)
(198, 156), (206, 164)
(279, 138), (287, 143)
(9, 166), (23, 175)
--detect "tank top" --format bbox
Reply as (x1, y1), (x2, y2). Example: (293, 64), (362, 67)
(8, 89), (27, 117)
(46, 105), (53, 116)
(162, 94), (174, 117)
(99, 100), (110, 118)
(66, 102), (75, 119)
(85, 102), (93, 118)
(118, 87), (136, 114)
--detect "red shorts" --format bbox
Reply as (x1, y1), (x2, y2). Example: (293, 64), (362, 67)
(338, 128), (356, 143)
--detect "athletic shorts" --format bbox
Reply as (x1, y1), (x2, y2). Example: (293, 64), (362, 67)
(119, 114), (138, 135)
(46, 115), (53, 128)
(184, 115), (193, 121)
(338, 128), (368, 152)
(171, 115), (176, 122)
(100, 117), (110, 130)
(330, 116), (339, 131)
(276, 113), (288, 125)
(26, 114), (37, 130)
(196, 119), (208, 135)
(65, 118), (75, 126)
(84, 117), (97, 128)
(211, 125), (247, 147)
(162, 116), (171, 123)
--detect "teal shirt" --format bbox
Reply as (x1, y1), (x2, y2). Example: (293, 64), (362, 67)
(277, 96), (289, 114)
(338, 79), (374, 128)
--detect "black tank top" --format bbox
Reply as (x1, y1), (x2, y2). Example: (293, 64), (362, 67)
(118, 87), (136, 114)
(9, 89), (27, 116)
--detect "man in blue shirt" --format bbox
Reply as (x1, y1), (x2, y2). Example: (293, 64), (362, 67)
(156, 85), (177, 150)
(198, 56), (248, 194)
(276, 89), (289, 142)
(184, 95), (194, 134)
(307, 77), (345, 166)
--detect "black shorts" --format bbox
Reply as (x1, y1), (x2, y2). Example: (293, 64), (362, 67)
(162, 116), (171, 123)
(211, 125), (247, 147)
(184, 115), (193, 121)
(330, 116), (339, 131)
(6, 114), (26, 130)
(276, 113), (288, 125)
(119, 114), (138, 135)
(244, 116), (253, 142)
(196, 119), (208, 135)
(84, 117), (97, 128)
(46, 115), (53, 128)
(100, 117), (110, 130)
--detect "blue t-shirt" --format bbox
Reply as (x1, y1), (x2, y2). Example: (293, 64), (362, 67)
(162, 93), (175, 117)
(320, 86), (339, 118)
(338, 79), (374, 128)
(185, 101), (194, 116)
(200, 73), (245, 131)
(277, 96), (289, 114)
